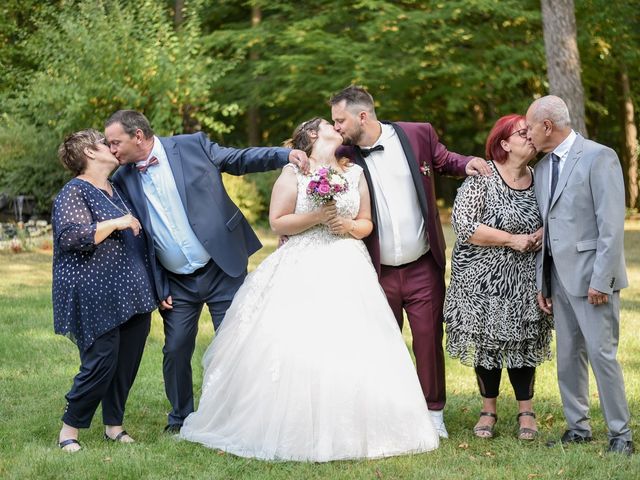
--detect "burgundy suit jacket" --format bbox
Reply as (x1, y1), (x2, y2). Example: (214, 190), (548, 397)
(337, 121), (471, 276)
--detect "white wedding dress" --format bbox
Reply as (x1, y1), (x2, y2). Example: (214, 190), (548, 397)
(180, 164), (439, 461)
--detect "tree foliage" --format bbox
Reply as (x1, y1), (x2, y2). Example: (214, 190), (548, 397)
(0, 0), (638, 216)
(0, 0), (232, 211)
(201, 0), (545, 154)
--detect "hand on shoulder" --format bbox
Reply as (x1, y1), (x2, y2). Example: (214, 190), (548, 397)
(288, 149), (310, 174)
(466, 157), (491, 176)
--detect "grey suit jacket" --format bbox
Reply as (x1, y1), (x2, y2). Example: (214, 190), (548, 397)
(534, 134), (628, 297)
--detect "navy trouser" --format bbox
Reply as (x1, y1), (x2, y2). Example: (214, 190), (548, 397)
(62, 313), (151, 428)
(160, 260), (246, 426)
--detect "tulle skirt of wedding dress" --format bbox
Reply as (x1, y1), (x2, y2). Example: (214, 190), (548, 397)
(180, 234), (439, 461)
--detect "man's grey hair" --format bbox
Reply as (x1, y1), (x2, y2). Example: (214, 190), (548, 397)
(530, 95), (572, 129)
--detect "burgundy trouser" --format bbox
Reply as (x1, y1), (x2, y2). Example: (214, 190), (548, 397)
(379, 252), (446, 411)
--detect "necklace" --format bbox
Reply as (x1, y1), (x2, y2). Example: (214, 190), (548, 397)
(498, 166), (528, 183)
(100, 184), (131, 216)
(82, 178), (131, 216)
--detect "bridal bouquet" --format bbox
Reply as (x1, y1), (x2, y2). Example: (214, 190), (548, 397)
(306, 166), (349, 205)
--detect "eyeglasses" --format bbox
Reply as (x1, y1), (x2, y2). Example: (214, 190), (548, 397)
(509, 128), (528, 139)
(95, 137), (109, 146)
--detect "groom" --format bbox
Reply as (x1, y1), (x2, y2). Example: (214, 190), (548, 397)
(106, 110), (308, 432)
(330, 86), (489, 437)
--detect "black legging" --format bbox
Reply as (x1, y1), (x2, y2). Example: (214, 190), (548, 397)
(474, 366), (536, 401)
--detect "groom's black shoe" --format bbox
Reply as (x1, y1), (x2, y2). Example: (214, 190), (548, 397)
(164, 424), (182, 434)
(560, 430), (593, 444)
(607, 438), (634, 456)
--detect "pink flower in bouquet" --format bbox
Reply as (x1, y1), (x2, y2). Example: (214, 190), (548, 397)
(306, 165), (349, 205)
(318, 183), (331, 194)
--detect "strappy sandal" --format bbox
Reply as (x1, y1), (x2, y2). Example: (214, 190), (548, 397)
(517, 411), (538, 440)
(104, 430), (134, 443)
(59, 438), (81, 451)
(473, 411), (498, 439)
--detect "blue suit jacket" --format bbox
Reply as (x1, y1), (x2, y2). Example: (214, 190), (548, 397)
(112, 132), (290, 301)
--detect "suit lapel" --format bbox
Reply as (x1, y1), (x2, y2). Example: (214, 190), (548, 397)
(388, 122), (429, 217)
(536, 155), (551, 215)
(118, 165), (152, 233)
(550, 134), (584, 209)
(160, 137), (188, 211)
(353, 149), (378, 224)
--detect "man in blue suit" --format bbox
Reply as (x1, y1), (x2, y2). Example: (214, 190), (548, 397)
(107, 110), (308, 432)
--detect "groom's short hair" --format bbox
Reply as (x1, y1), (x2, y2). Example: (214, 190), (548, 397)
(105, 110), (155, 139)
(330, 85), (376, 117)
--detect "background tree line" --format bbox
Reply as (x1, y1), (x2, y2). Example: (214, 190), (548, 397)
(0, 0), (638, 222)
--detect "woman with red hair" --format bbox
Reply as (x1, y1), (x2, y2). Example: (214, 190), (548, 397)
(444, 114), (553, 440)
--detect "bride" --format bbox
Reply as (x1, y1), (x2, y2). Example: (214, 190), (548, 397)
(179, 118), (439, 461)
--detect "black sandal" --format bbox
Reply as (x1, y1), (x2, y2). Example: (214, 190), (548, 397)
(59, 438), (81, 451)
(473, 411), (498, 438)
(517, 411), (538, 440)
(104, 430), (133, 442)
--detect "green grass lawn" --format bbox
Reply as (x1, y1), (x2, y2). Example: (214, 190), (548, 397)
(1, 222), (639, 479)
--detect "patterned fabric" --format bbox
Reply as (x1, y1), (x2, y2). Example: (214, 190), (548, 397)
(444, 161), (553, 369)
(52, 178), (157, 351)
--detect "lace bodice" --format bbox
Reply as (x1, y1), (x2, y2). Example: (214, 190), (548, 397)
(285, 163), (363, 246)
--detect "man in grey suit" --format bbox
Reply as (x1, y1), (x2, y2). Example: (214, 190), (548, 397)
(526, 95), (633, 455)
(106, 110), (308, 432)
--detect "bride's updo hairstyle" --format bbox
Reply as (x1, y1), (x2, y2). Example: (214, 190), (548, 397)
(283, 117), (323, 157)
(284, 117), (350, 167)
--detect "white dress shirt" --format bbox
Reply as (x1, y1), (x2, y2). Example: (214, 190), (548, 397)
(363, 123), (429, 266)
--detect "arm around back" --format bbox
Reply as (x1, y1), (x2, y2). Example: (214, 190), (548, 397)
(196, 132), (290, 175)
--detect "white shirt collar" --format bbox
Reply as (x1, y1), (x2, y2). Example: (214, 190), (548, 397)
(136, 136), (163, 168)
(552, 129), (577, 160)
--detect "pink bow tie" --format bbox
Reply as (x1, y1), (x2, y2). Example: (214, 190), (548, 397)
(136, 156), (159, 173)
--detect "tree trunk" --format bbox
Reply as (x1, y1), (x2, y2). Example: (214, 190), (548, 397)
(620, 63), (639, 209)
(247, 5), (261, 146)
(174, 0), (185, 28)
(540, 0), (588, 137)
(174, 0), (195, 132)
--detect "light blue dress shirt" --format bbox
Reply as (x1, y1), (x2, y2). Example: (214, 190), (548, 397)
(136, 137), (211, 274)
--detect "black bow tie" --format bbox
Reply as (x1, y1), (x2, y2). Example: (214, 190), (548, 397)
(359, 145), (384, 157)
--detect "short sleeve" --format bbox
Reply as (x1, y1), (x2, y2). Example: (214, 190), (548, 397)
(451, 174), (488, 244)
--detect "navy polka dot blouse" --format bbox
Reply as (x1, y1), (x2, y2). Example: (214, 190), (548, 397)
(52, 178), (157, 351)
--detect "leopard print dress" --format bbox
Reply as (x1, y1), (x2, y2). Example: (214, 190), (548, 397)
(444, 161), (553, 369)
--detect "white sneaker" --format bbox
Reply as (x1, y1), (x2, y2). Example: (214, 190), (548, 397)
(430, 409), (449, 438)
